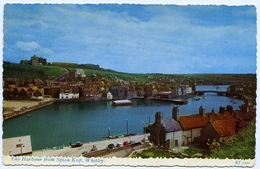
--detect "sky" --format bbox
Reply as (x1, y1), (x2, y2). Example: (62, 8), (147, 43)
(3, 4), (257, 74)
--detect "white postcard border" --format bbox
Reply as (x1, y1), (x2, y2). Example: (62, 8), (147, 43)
(1, 0), (259, 169)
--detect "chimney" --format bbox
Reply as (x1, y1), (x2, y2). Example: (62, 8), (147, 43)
(155, 112), (162, 124)
(209, 114), (212, 123)
(240, 104), (248, 113)
(226, 105), (233, 114)
(199, 105), (203, 114)
(212, 108), (214, 113)
(202, 108), (206, 117)
(172, 106), (179, 121)
(199, 106), (206, 117)
(219, 106), (225, 115)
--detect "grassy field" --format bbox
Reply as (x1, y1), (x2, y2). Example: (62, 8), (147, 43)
(3, 64), (67, 80)
(69, 67), (150, 82)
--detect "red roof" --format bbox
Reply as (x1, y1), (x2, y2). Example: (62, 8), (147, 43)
(179, 114), (210, 130)
(216, 111), (234, 120)
(179, 111), (234, 130)
(211, 119), (237, 137)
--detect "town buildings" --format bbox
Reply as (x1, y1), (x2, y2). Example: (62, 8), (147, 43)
(3, 74), (197, 101)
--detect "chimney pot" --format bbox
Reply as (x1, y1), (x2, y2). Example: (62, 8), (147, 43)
(172, 106), (179, 121)
(155, 112), (162, 124)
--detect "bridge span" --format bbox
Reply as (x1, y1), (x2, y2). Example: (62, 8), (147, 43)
(194, 90), (244, 98)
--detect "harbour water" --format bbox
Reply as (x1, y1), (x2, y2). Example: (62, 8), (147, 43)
(3, 85), (244, 151)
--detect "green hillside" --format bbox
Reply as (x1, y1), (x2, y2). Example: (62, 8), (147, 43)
(72, 67), (150, 82)
(2, 63), (256, 86)
(3, 63), (67, 80)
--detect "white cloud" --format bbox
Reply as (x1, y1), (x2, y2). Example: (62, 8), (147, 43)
(16, 41), (40, 51)
(16, 41), (53, 55)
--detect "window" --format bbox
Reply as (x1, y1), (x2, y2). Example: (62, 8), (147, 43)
(16, 144), (23, 148)
(175, 140), (178, 147)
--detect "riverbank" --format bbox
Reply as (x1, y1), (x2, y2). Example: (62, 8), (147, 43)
(2, 98), (55, 120)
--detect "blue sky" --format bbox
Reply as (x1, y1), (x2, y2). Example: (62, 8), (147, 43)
(3, 4), (256, 74)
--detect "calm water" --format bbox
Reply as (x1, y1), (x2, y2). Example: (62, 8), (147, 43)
(3, 85), (244, 151)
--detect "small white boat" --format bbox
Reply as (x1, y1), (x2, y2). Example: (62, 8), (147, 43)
(112, 100), (132, 106)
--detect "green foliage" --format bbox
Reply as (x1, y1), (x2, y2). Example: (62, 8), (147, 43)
(210, 121), (256, 159)
(3, 64), (67, 80)
(206, 138), (220, 152)
(183, 145), (211, 158)
(131, 147), (180, 158)
(81, 68), (150, 82)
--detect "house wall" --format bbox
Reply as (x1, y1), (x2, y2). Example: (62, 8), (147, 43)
(187, 87), (193, 94)
(177, 87), (182, 96)
(165, 130), (182, 148)
(107, 92), (113, 100)
(51, 88), (60, 98)
(59, 93), (79, 99)
(174, 130), (183, 147)
(182, 128), (202, 145)
(191, 128), (202, 142)
(182, 130), (191, 145)
(165, 132), (173, 148)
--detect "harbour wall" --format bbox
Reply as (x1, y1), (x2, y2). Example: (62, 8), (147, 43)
(3, 100), (54, 120)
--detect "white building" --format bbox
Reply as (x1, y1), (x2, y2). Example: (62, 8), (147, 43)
(76, 69), (86, 78)
(60, 93), (79, 99)
(59, 85), (79, 99)
(186, 86), (193, 94)
(107, 91), (113, 100)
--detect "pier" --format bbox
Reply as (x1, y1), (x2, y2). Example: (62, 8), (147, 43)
(151, 98), (187, 104)
(3, 99), (55, 120)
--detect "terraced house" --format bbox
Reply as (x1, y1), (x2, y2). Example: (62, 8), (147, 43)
(149, 104), (254, 149)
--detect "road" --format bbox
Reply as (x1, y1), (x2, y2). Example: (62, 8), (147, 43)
(32, 134), (150, 157)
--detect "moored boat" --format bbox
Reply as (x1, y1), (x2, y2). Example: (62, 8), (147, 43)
(112, 100), (132, 106)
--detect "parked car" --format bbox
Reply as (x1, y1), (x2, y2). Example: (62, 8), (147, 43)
(70, 142), (83, 148)
(107, 143), (115, 150)
(116, 142), (122, 147)
(123, 141), (130, 146)
(130, 140), (136, 144)
(142, 137), (149, 143)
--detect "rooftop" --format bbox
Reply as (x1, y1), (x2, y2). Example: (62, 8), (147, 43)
(161, 118), (182, 133)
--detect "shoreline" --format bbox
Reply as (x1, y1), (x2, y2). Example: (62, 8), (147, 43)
(2, 93), (250, 121)
(2, 99), (55, 120)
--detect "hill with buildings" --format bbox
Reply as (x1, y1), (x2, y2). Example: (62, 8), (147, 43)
(3, 61), (256, 84)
